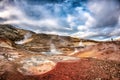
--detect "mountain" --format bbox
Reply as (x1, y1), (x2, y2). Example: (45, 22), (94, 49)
(0, 24), (119, 80)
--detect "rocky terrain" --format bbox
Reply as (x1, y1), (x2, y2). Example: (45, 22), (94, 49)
(0, 24), (119, 80)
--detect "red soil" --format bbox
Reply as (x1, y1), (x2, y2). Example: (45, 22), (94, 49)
(0, 55), (119, 80)
(36, 58), (120, 80)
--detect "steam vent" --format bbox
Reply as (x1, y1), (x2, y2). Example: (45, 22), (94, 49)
(0, 24), (119, 80)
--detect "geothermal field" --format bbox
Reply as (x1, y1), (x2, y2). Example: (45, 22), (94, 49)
(0, 0), (120, 80)
(0, 24), (119, 80)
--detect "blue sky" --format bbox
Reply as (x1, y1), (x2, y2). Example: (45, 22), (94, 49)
(0, 0), (120, 41)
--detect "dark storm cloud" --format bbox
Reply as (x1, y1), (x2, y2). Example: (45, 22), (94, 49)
(0, 0), (120, 40)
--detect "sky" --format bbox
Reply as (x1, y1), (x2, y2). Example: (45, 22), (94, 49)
(0, 0), (120, 41)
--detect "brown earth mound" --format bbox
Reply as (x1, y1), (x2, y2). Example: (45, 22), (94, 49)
(72, 42), (120, 61)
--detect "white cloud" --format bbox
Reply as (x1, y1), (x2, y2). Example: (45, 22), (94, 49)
(71, 0), (120, 40)
(0, 0), (120, 41)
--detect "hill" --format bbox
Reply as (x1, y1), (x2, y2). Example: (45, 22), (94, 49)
(0, 24), (119, 80)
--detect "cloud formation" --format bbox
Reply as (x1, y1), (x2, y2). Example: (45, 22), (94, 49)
(0, 0), (120, 41)
(72, 0), (120, 40)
